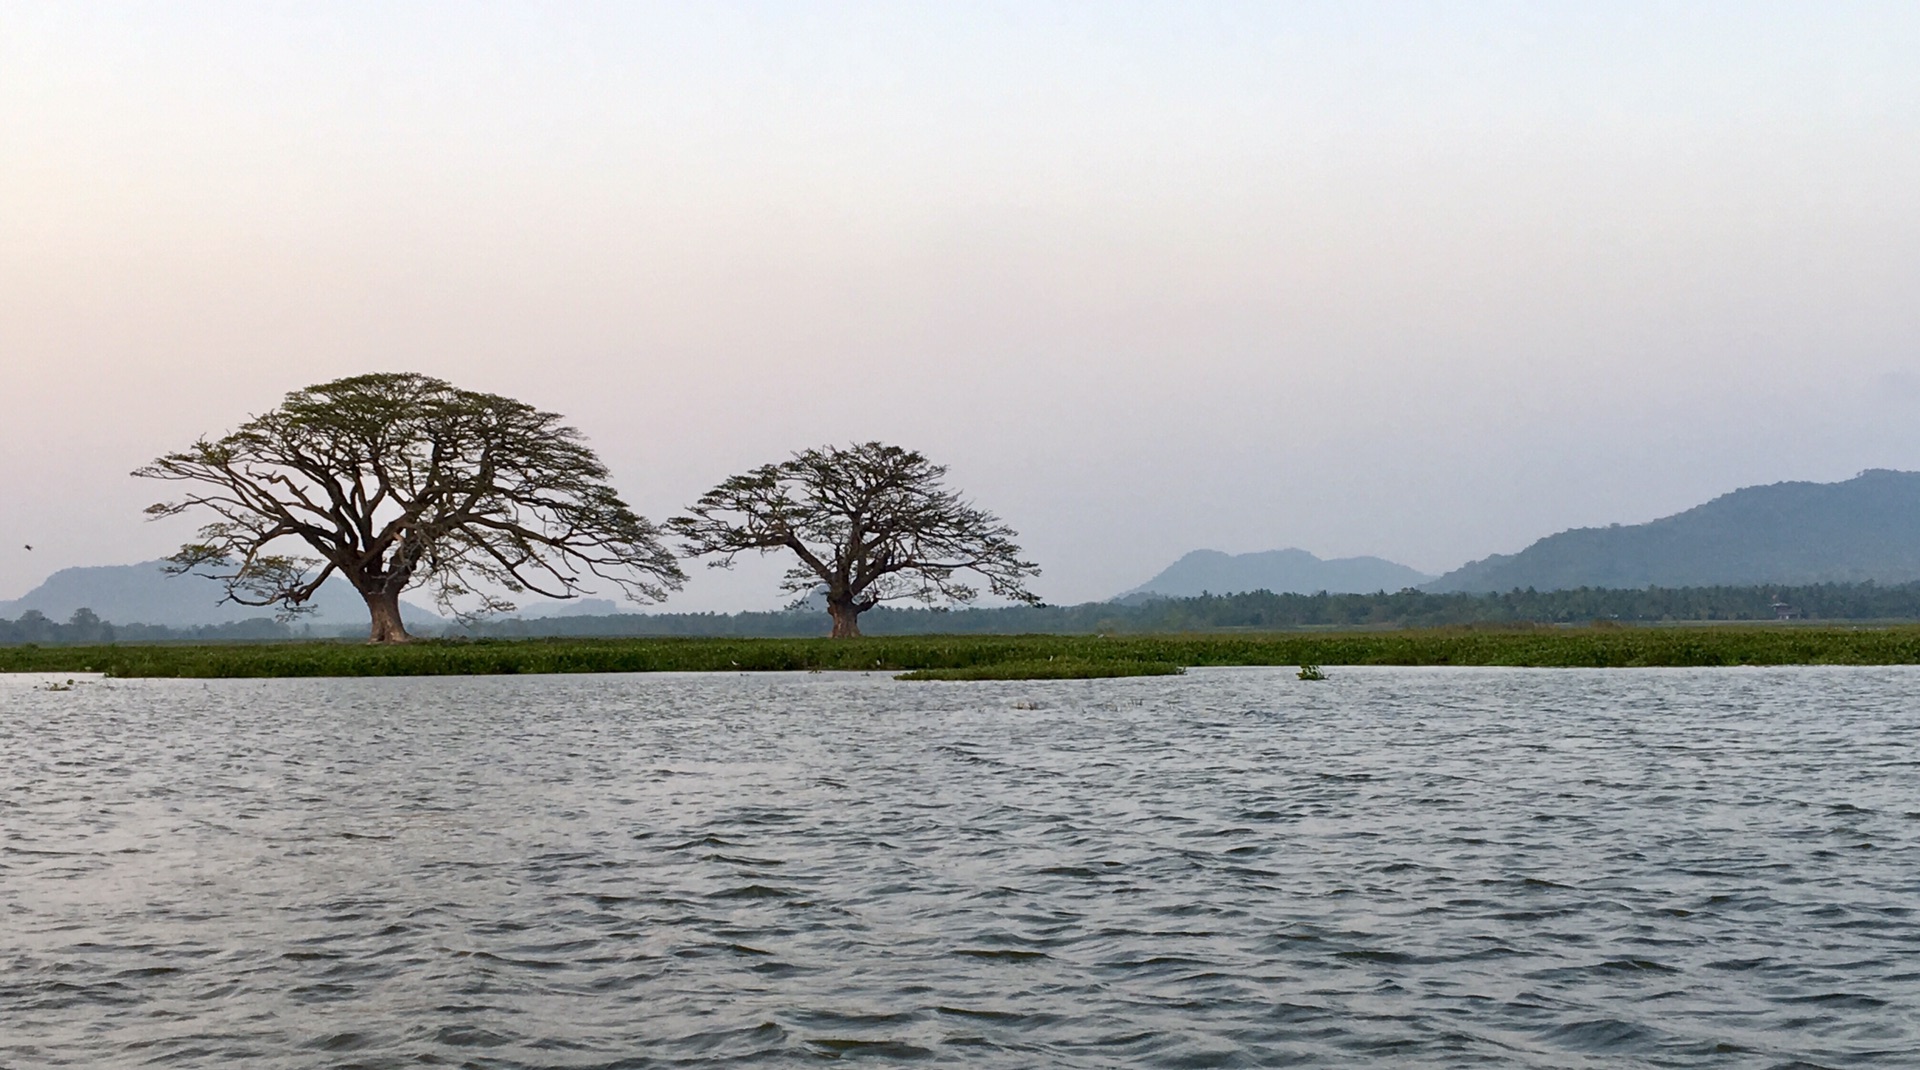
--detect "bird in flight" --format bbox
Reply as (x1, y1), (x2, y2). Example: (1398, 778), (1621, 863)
(22, 545), (30, 551)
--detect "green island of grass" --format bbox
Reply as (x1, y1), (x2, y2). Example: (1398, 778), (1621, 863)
(895, 657), (1186, 681)
(7, 624), (1920, 679)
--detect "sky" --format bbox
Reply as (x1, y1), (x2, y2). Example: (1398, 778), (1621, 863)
(5, 1), (1920, 612)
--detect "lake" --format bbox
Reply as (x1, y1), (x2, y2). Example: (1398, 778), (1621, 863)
(3, 667), (1916, 1067)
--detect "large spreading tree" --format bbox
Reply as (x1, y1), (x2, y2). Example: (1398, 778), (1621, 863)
(670, 441), (1040, 637)
(136, 372), (683, 642)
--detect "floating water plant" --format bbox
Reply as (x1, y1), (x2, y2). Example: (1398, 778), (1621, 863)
(1297, 664), (1327, 681)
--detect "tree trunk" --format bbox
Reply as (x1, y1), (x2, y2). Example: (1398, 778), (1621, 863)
(363, 588), (413, 644)
(827, 598), (863, 638)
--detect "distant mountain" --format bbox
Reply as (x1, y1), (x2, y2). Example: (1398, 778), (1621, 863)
(0, 561), (444, 630)
(1427, 470), (1920, 593)
(1121, 548), (1434, 599)
(512, 597), (626, 619)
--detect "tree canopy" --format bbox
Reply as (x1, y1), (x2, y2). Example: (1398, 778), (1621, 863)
(136, 372), (683, 641)
(670, 441), (1039, 637)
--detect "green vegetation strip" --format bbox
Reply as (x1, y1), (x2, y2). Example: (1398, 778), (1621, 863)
(8, 626), (1920, 678)
(896, 658), (1185, 681)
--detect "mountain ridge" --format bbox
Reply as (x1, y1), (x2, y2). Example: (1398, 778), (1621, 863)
(16, 470), (1920, 623)
(1425, 469), (1920, 593)
(1120, 548), (1434, 599)
(0, 561), (446, 629)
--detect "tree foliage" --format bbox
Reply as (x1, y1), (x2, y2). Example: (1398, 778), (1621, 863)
(450, 580), (1920, 639)
(669, 442), (1039, 636)
(135, 372), (683, 641)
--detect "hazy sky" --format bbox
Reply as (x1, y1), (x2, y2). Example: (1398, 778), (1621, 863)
(5, 2), (1920, 611)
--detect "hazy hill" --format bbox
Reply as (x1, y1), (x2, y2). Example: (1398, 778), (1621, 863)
(1120, 548), (1433, 599)
(513, 597), (625, 618)
(0, 561), (445, 630)
(1427, 470), (1920, 593)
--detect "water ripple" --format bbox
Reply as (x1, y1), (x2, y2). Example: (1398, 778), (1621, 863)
(2, 666), (1917, 1067)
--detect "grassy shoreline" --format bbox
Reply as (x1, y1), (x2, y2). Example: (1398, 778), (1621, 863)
(7, 626), (1920, 678)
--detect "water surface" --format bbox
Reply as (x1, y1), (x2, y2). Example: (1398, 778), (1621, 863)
(3, 667), (1917, 1067)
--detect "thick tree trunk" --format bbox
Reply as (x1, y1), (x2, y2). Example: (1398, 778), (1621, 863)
(363, 588), (413, 644)
(827, 599), (863, 638)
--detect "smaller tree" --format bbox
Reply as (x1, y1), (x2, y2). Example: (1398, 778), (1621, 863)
(670, 442), (1040, 637)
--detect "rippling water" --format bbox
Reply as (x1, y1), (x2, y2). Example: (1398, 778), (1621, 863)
(4, 666), (1918, 1068)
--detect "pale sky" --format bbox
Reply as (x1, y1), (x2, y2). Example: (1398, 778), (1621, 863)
(5, 2), (1920, 611)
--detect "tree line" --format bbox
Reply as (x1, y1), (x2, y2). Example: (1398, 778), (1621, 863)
(0, 608), (294, 646)
(458, 580), (1920, 637)
(13, 580), (1920, 646)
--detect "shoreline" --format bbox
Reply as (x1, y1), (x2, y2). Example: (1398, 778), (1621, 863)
(7, 626), (1920, 678)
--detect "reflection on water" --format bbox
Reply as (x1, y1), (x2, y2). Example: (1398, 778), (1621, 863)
(3, 666), (1917, 1067)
